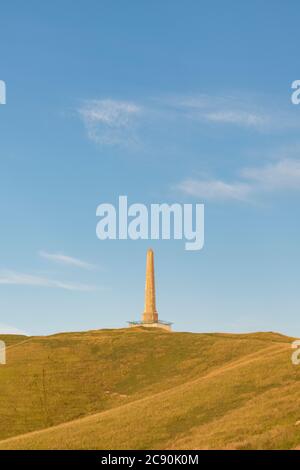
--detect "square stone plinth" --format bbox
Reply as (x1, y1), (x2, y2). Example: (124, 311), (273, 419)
(128, 321), (172, 332)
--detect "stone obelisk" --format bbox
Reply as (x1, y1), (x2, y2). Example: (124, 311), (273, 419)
(127, 248), (172, 331)
(142, 248), (158, 323)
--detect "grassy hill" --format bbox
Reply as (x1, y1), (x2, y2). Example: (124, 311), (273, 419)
(0, 328), (299, 449)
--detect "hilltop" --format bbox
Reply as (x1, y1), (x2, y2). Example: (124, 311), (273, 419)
(0, 328), (299, 449)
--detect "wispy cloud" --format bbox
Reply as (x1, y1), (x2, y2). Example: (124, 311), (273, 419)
(178, 178), (251, 202)
(76, 92), (300, 150)
(241, 158), (300, 190)
(203, 110), (268, 128)
(162, 93), (298, 131)
(0, 270), (97, 291)
(0, 323), (28, 335)
(177, 158), (300, 202)
(39, 251), (96, 270)
(78, 99), (141, 146)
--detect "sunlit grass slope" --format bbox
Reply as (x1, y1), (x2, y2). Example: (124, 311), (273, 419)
(0, 328), (299, 449)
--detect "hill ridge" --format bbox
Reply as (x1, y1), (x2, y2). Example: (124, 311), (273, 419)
(0, 340), (291, 449)
(0, 329), (298, 450)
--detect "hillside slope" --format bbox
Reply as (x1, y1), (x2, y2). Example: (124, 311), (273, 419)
(0, 328), (299, 449)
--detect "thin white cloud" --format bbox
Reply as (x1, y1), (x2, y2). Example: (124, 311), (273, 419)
(204, 110), (268, 128)
(242, 158), (300, 190)
(78, 99), (141, 146)
(0, 270), (96, 292)
(39, 251), (96, 270)
(177, 158), (300, 202)
(163, 93), (295, 131)
(178, 178), (251, 202)
(76, 93), (300, 150)
(0, 324), (28, 335)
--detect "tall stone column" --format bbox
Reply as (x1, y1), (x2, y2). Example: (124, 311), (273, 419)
(142, 249), (158, 323)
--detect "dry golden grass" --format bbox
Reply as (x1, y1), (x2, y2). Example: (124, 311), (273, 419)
(0, 328), (299, 449)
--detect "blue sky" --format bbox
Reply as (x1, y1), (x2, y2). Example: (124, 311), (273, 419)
(0, 1), (300, 336)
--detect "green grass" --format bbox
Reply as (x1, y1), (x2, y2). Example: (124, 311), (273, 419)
(0, 328), (299, 449)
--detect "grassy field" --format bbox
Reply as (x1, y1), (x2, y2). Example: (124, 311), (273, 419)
(0, 328), (299, 449)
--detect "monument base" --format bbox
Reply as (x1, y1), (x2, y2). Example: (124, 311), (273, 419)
(128, 320), (172, 332)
